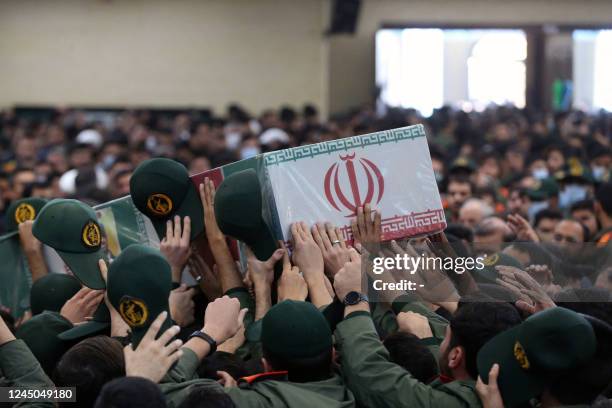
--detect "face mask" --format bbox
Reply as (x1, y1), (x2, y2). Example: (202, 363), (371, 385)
(240, 146), (260, 160)
(101, 154), (116, 169)
(528, 201), (548, 221)
(434, 171), (444, 183)
(559, 184), (587, 209)
(532, 168), (549, 180)
(592, 166), (607, 181)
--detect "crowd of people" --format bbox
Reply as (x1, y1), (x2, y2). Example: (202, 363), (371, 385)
(0, 103), (611, 408)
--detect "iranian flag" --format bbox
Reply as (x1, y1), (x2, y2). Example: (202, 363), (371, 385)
(191, 124), (446, 247)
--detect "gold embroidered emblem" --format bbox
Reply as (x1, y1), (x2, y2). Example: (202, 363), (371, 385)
(118, 297), (149, 327)
(14, 203), (36, 224)
(82, 221), (101, 248)
(482, 253), (499, 266)
(514, 341), (530, 370)
(146, 193), (173, 216)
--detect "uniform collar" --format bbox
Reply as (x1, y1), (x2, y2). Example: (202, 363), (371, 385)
(238, 370), (289, 387)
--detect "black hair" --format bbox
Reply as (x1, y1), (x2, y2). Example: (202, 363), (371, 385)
(54, 336), (125, 408)
(595, 182), (612, 217)
(570, 199), (596, 214)
(262, 347), (333, 383)
(533, 208), (563, 229)
(449, 302), (522, 379)
(446, 174), (474, 194)
(197, 352), (248, 381)
(94, 377), (166, 408)
(444, 224), (474, 244)
(177, 386), (235, 408)
(383, 332), (438, 383)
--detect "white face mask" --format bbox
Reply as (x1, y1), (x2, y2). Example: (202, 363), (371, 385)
(559, 184), (588, 209)
(532, 168), (549, 180)
(592, 165), (607, 181)
(240, 146), (260, 160)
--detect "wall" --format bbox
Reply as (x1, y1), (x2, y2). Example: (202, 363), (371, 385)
(0, 0), (328, 116)
(329, 0), (612, 114)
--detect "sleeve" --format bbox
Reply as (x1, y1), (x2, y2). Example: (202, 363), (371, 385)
(225, 287), (257, 360)
(161, 348), (201, 384)
(391, 295), (449, 341)
(334, 314), (465, 408)
(0, 339), (55, 408)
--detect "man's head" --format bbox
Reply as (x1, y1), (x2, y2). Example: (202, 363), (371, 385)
(447, 175), (474, 217)
(109, 169), (132, 199)
(177, 386), (235, 408)
(459, 198), (494, 230)
(534, 208), (563, 243)
(473, 216), (515, 256)
(94, 377), (166, 408)
(439, 302), (521, 380)
(507, 188), (530, 218)
(570, 199), (599, 239)
(383, 332), (438, 383)
(594, 182), (612, 227)
(14, 136), (37, 167)
(553, 219), (587, 256)
(54, 336), (125, 408)
(69, 143), (96, 169)
(259, 300), (333, 383)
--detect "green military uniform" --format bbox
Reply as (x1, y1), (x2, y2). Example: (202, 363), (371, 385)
(160, 348), (355, 408)
(335, 311), (480, 408)
(0, 339), (55, 408)
(161, 300), (356, 408)
(373, 295), (448, 360)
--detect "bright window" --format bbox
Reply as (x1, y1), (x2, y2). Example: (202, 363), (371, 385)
(467, 31), (527, 110)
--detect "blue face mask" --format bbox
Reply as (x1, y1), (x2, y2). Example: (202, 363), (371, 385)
(559, 184), (587, 209)
(240, 146), (260, 160)
(532, 168), (549, 180)
(528, 201), (549, 221)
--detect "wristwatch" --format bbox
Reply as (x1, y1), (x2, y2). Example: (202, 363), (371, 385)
(343, 291), (369, 306)
(188, 330), (217, 354)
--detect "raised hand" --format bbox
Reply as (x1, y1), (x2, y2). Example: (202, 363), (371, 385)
(311, 222), (352, 277)
(333, 248), (363, 301)
(60, 287), (104, 324)
(278, 248), (308, 302)
(476, 364), (505, 408)
(199, 177), (224, 243)
(351, 204), (382, 253)
(99, 259), (130, 337)
(203, 296), (248, 345)
(496, 265), (556, 315)
(124, 311), (183, 383)
(160, 215), (192, 282)
(291, 222), (333, 307)
(168, 284), (196, 327)
(397, 311), (433, 339)
(506, 214), (540, 242)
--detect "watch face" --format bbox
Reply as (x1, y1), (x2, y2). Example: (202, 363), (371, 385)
(345, 291), (361, 305)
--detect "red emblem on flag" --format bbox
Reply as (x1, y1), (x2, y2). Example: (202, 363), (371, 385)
(324, 154), (385, 217)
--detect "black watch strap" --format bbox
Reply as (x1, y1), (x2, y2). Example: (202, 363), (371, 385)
(189, 330), (217, 355)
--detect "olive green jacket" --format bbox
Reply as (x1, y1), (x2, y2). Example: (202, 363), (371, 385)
(161, 347), (356, 408)
(0, 339), (55, 408)
(335, 312), (481, 408)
